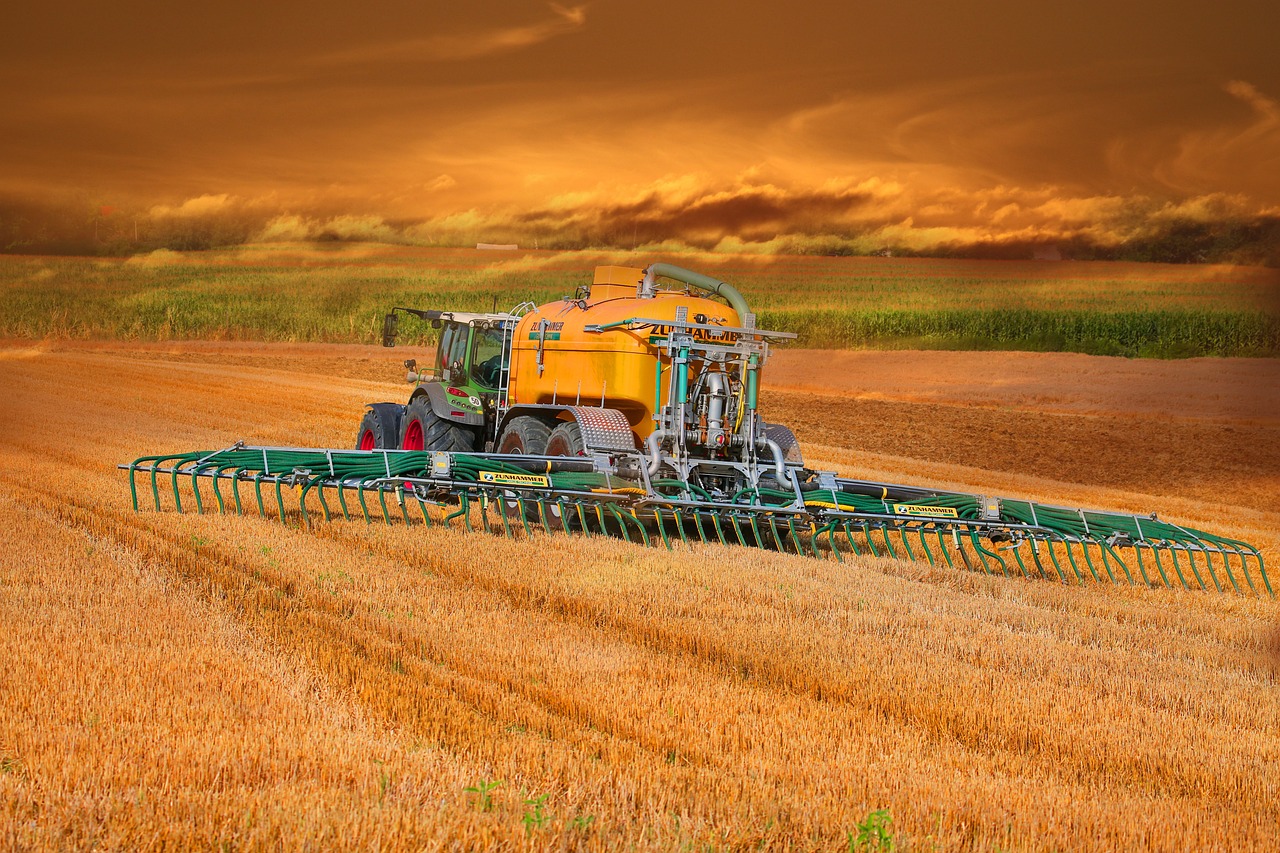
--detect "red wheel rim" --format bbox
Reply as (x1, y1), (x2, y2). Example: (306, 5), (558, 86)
(402, 419), (424, 450)
(359, 429), (376, 450)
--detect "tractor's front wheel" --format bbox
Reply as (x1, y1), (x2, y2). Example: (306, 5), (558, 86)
(399, 397), (474, 452)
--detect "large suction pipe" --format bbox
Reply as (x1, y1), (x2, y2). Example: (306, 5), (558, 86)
(763, 439), (790, 485)
(640, 263), (751, 319)
(647, 428), (789, 485)
(646, 430), (669, 476)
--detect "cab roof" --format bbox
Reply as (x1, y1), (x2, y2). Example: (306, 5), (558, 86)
(393, 308), (515, 325)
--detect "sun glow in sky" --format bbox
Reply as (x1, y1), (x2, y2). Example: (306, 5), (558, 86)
(3, 1), (1278, 254)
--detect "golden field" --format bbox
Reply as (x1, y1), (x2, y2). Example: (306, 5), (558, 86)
(1, 340), (1277, 851)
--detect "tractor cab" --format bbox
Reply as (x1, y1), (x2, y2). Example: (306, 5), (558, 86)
(436, 317), (505, 391)
(382, 307), (512, 394)
(367, 307), (517, 451)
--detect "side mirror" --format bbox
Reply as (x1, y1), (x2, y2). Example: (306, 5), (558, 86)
(381, 313), (398, 347)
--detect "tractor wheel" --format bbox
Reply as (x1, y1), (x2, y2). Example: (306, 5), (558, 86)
(496, 416), (552, 455)
(546, 421), (587, 457)
(399, 397), (474, 452)
(356, 407), (399, 450)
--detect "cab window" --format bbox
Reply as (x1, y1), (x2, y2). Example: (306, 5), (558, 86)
(436, 324), (456, 373)
(470, 326), (504, 389)
(437, 323), (468, 376)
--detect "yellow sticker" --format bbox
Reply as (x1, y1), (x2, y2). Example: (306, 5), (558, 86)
(478, 471), (551, 488)
(891, 503), (958, 518)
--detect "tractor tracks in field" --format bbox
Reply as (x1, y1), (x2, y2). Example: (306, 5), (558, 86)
(5, 471), (990, 802)
(312, 522), (1278, 810)
(0, 475), (837, 828)
(7, 467), (1275, 815)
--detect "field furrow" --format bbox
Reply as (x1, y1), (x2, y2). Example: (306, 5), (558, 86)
(2, 341), (1278, 850)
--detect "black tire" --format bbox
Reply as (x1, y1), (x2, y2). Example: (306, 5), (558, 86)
(517, 420), (587, 532)
(399, 396), (474, 452)
(495, 417), (553, 526)
(356, 407), (400, 450)
(545, 421), (587, 457)
(496, 416), (552, 455)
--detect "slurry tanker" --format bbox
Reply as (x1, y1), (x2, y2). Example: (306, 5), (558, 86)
(125, 264), (1269, 595)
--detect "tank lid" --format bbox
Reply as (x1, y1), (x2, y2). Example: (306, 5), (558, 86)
(591, 265), (644, 301)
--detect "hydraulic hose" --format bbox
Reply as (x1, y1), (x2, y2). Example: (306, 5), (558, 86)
(641, 263), (751, 319)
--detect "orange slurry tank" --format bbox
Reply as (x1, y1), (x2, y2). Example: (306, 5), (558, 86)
(509, 265), (742, 441)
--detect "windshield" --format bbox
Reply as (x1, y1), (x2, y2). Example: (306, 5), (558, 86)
(437, 323), (467, 374)
(469, 326), (504, 389)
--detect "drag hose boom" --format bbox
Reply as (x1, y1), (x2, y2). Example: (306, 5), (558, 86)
(122, 443), (1270, 596)
(122, 263), (1270, 596)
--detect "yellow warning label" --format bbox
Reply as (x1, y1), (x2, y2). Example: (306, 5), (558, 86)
(892, 503), (958, 518)
(478, 471), (550, 488)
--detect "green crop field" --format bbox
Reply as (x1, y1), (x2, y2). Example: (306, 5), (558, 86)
(2, 244), (1277, 356)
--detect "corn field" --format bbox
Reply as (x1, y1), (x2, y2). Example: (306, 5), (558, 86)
(2, 247), (1276, 356)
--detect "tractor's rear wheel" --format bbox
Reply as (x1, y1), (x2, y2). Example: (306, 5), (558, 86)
(356, 407), (399, 450)
(399, 397), (474, 452)
(497, 416), (552, 455)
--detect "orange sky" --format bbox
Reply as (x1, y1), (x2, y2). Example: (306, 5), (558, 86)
(2, 1), (1278, 252)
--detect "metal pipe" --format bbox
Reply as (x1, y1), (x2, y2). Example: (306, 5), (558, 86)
(647, 429), (670, 476)
(764, 439), (789, 484)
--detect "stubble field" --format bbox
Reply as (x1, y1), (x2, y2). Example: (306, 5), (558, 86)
(2, 336), (1278, 851)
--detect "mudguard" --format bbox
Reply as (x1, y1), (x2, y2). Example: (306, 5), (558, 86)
(762, 422), (804, 465)
(414, 382), (486, 427)
(499, 404), (637, 452)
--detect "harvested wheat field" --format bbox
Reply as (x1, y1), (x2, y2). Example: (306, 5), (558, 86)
(2, 340), (1279, 851)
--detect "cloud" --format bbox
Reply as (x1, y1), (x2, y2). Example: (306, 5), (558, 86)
(5, 173), (1276, 263)
(1225, 80), (1280, 122)
(313, 4), (587, 66)
(1111, 81), (1280, 201)
(148, 193), (237, 218)
(255, 214), (311, 242)
(383, 174), (1278, 260)
(425, 174), (458, 192)
(255, 213), (403, 243)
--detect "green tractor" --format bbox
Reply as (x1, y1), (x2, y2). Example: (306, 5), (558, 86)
(356, 308), (514, 453)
